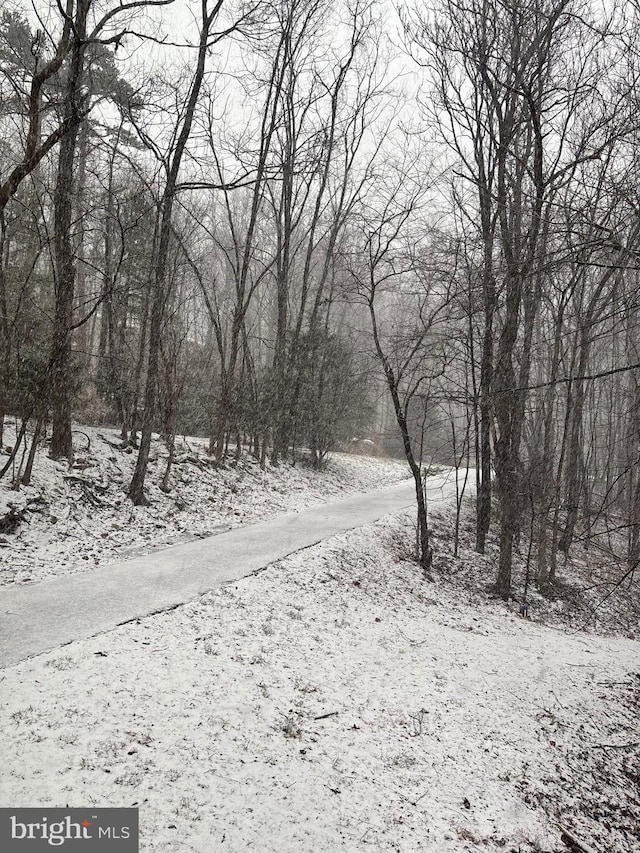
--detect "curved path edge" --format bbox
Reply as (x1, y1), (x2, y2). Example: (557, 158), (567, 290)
(0, 470), (464, 667)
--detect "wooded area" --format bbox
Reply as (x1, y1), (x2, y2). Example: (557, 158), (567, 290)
(1, 0), (639, 599)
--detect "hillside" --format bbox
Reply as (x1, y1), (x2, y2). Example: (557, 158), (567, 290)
(0, 422), (409, 586)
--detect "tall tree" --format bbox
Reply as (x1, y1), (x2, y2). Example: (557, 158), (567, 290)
(406, 0), (630, 597)
(129, 0), (252, 503)
(0, 0), (174, 213)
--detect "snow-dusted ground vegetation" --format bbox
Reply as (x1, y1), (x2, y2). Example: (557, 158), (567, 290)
(1, 456), (637, 853)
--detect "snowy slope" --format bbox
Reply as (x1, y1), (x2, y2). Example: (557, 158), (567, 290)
(1, 512), (637, 853)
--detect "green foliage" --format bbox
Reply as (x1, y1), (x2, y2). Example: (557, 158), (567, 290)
(85, 43), (136, 110)
(0, 9), (35, 73)
(294, 328), (374, 467)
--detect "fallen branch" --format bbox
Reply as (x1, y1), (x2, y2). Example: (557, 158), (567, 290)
(313, 711), (338, 721)
(397, 628), (429, 646)
(591, 741), (639, 750)
(0, 495), (46, 533)
(71, 429), (91, 452)
(63, 475), (108, 506)
(560, 825), (599, 853)
(97, 432), (133, 451)
(63, 474), (109, 492)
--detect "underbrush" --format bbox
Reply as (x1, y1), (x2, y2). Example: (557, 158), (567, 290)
(416, 498), (640, 638)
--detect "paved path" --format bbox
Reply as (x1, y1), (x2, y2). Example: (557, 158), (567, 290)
(0, 470), (464, 667)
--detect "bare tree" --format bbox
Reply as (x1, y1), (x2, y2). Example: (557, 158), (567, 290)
(345, 155), (445, 575)
(129, 0), (255, 503)
(405, 0), (632, 597)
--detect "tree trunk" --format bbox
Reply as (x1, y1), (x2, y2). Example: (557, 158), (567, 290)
(369, 301), (433, 576)
(129, 0), (221, 504)
(0, 210), (10, 447)
(476, 266), (495, 553)
(493, 270), (523, 599)
(536, 299), (565, 586)
(21, 417), (44, 486)
(49, 125), (80, 460)
(49, 0), (89, 460)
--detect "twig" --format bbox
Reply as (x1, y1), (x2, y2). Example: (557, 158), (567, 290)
(63, 474), (108, 491)
(591, 741), (639, 750)
(313, 711), (339, 721)
(397, 627), (429, 646)
(570, 562), (638, 634)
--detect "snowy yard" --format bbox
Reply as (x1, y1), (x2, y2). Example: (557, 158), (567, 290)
(1, 507), (638, 853)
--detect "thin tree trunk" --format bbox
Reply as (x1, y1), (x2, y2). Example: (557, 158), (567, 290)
(536, 298), (565, 586)
(369, 300), (433, 576)
(21, 417), (44, 486)
(129, 0), (222, 504)
(0, 210), (10, 446)
(476, 269), (495, 553)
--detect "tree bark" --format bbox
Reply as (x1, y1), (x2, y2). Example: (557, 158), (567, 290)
(129, 0), (224, 504)
(49, 0), (89, 460)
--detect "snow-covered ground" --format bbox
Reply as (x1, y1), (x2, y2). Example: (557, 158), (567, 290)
(1, 510), (638, 853)
(0, 423), (409, 585)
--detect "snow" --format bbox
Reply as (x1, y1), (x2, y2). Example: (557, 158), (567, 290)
(1, 508), (638, 852)
(0, 423), (410, 586)
(426, 499), (640, 639)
